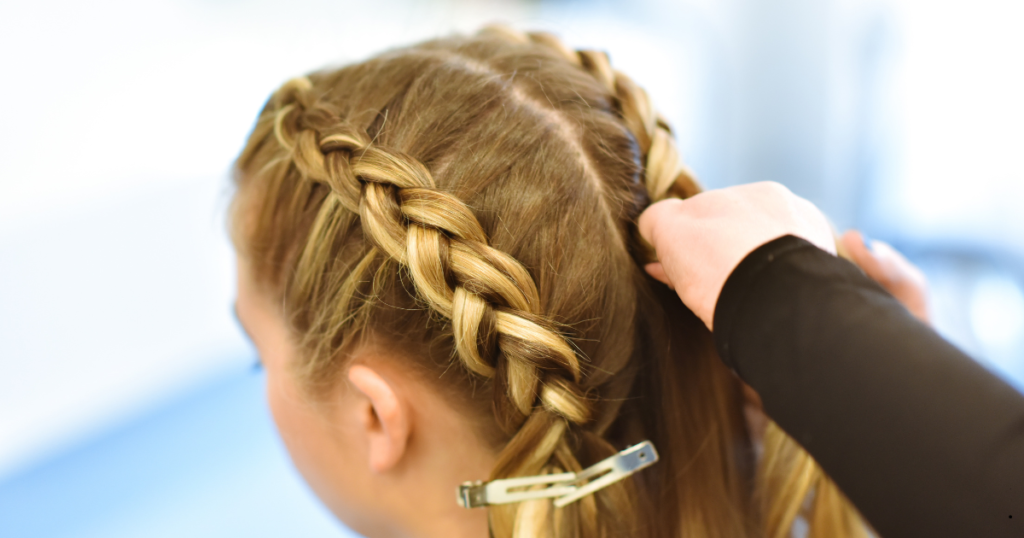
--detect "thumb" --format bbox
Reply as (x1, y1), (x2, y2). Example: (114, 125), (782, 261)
(644, 262), (674, 289)
(638, 198), (685, 247)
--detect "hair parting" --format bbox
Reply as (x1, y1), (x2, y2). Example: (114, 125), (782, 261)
(232, 26), (869, 538)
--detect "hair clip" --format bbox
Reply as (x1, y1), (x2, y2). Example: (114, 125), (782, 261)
(457, 440), (659, 509)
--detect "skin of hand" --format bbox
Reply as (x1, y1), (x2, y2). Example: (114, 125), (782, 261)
(638, 181), (837, 331)
(638, 182), (932, 440)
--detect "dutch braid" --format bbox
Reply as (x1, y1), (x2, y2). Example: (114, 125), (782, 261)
(272, 76), (594, 480)
(482, 25), (869, 538)
(479, 25), (702, 206)
(246, 26), (868, 538)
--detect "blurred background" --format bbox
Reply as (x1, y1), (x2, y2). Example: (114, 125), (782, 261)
(1, 0), (1021, 536)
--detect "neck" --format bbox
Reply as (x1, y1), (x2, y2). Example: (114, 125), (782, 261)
(382, 390), (494, 538)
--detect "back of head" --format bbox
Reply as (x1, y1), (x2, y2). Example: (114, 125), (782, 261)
(232, 27), (866, 538)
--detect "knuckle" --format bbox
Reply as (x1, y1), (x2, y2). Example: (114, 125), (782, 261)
(759, 181), (792, 196)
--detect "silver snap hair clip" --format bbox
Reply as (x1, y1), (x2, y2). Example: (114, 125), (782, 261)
(457, 440), (659, 509)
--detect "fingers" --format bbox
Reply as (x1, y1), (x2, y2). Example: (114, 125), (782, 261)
(841, 230), (885, 281)
(638, 201), (680, 290)
(841, 230), (931, 324)
(871, 241), (931, 323)
(637, 198), (684, 248)
(644, 262), (673, 288)
(637, 184), (842, 331)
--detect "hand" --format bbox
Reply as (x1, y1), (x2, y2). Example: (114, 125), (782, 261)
(638, 181), (835, 331)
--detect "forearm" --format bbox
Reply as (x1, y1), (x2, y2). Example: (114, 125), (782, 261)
(714, 235), (1024, 538)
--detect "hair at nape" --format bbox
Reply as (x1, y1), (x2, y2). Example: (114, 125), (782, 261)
(231, 25), (869, 538)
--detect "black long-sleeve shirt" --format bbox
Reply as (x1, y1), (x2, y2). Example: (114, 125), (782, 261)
(713, 235), (1024, 538)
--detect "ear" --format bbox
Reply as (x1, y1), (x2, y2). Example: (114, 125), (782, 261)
(347, 364), (411, 473)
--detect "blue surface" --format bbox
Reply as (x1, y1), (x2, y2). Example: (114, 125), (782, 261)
(0, 366), (358, 538)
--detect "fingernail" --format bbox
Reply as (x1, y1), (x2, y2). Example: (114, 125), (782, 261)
(861, 233), (876, 253)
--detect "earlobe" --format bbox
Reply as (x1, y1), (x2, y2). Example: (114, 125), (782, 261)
(348, 365), (410, 473)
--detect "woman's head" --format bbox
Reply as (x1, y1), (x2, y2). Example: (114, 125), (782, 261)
(231, 26), (866, 538)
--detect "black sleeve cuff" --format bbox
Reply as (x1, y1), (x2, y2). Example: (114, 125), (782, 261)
(708, 233), (1024, 537)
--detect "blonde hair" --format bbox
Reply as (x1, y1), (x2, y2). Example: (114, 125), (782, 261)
(231, 26), (868, 538)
